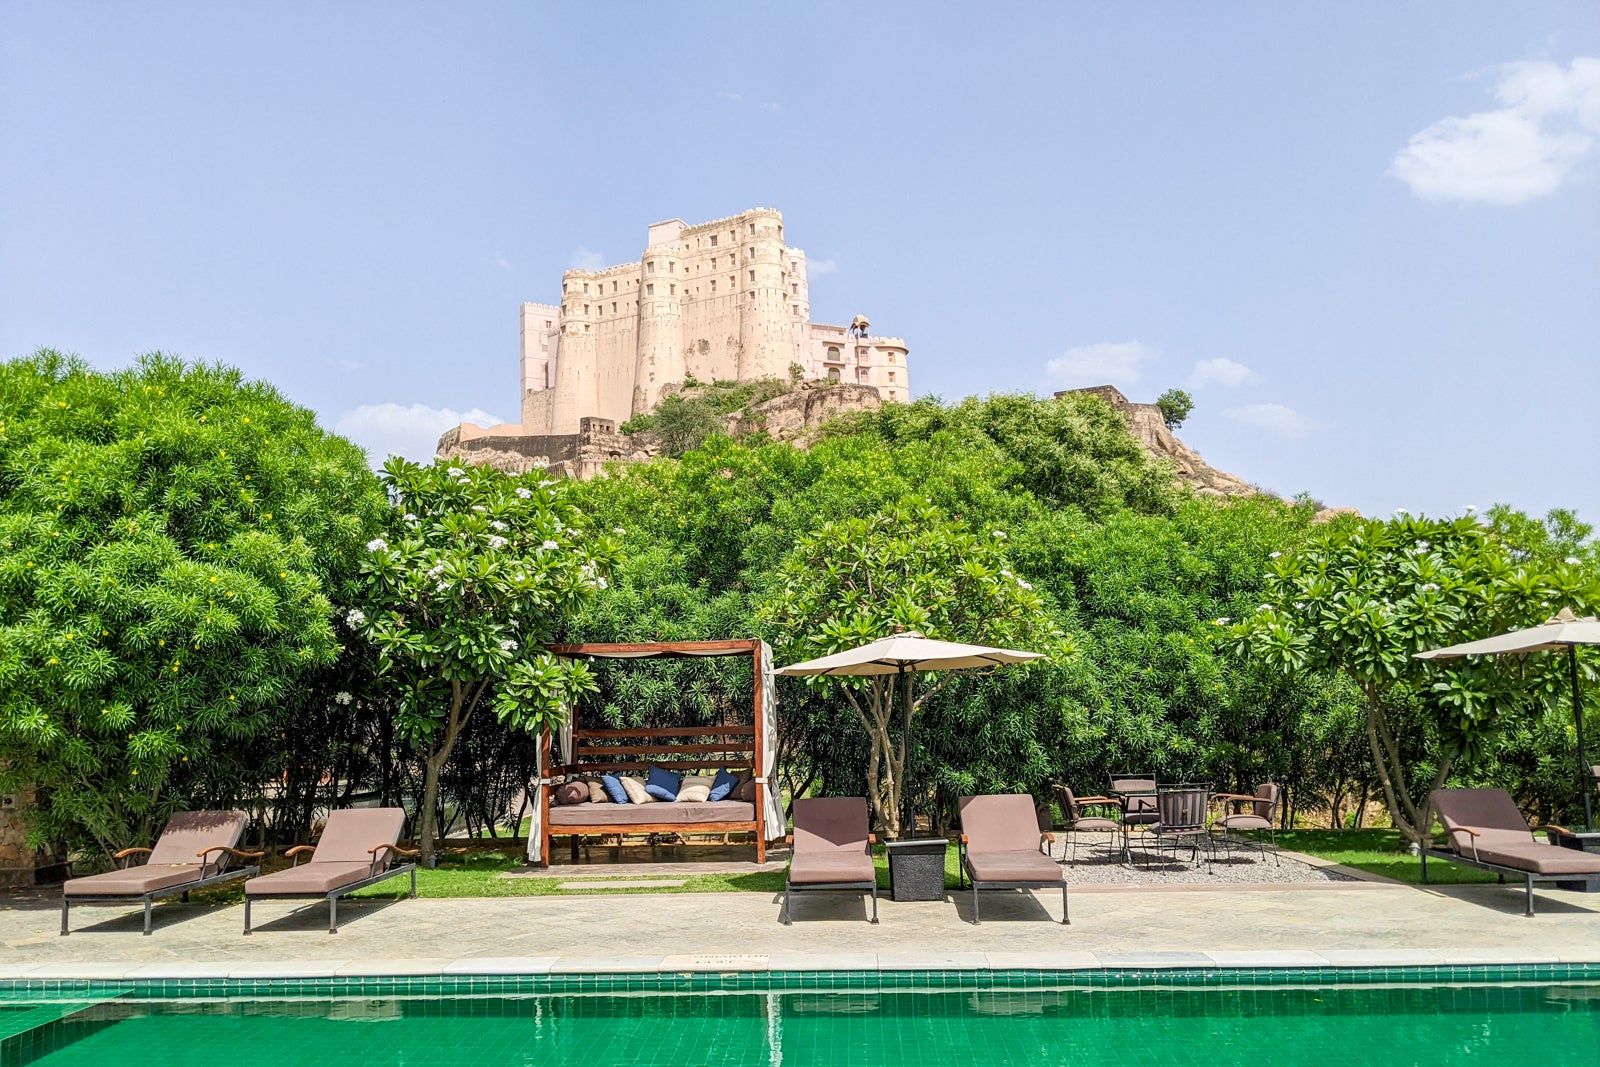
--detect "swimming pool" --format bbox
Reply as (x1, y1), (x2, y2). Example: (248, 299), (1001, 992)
(3, 967), (1597, 1066)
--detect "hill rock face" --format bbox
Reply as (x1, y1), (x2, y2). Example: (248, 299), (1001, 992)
(436, 380), (1257, 498)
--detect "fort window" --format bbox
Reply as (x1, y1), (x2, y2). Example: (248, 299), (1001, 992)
(826, 346), (840, 361)
(791, 283), (798, 294)
(612, 281), (618, 292)
(749, 222), (755, 234)
(709, 235), (718, 248)
(669, 284), (676, 295)
(827, 367), (840, 381)
(669, 261), (675, 272)
(888, 371), (896, 382)
(612, 302), (617, 313)
(710, 257), (716, 269)
(647, 261), (655, 274)
(792, 304), (799, 316)
(544, 320), (551, 329)
(583, 283), (589, 293)
(646, 283), (654, 296)
(710, 280), (716, 292)
(748, 270), (756, 282)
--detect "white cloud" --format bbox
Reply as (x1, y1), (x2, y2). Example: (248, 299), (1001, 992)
(1043, 341), (1158, 390)
(759, 101), (784, 113)
(334, 403), (506, 466)
(1186, 357), (1260, 389)
(808, 257), (838, 275)
(493, 253), (512, 271)
(569, 246), (605, 271)
(716, 91), (743, 104)
(1222, 403), (1316, 439)
(1390, 57), (1600, 204)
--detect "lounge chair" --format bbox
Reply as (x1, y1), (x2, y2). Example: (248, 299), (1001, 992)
(1424, 788), (1600, 916)
(1053, 784), (1125, 863)
(957, 794), (1067, 925)
(781, 797), (878, 924)
(1212, 783), (1282, 865)
(243, 808), (418, 934)
(61, 810), (260, 936)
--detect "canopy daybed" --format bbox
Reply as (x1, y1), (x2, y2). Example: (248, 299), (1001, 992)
(527, 640), (784, 866)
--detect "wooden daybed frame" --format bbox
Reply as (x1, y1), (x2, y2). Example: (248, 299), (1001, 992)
(538, 640), (771, 867)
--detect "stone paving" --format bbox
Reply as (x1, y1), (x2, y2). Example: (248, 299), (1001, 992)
(2, 859), (1598, 977)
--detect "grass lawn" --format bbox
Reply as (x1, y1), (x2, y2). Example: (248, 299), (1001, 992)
(1275, 828), (1498, 885)
(183, 828), (1526, 902)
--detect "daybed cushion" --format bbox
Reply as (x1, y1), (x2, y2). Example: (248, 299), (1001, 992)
(619, 776), (654, 805)
(645, 766), (682, 802)
(587, 779), (611, 804)
(965, 850), (1064, 883)
(549, 801), (756, 827)
(678, 778), (712, 803)
(246, 861), (376, 896)
(738, 779), (758, 803)
(63, 864), (205, 897)
(601, 774), (629, 804)
(554, 782), (589, 806)
(709, 768), (740, 802)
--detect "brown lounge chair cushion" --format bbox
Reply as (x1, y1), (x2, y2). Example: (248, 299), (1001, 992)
(62, 810), (249, 898)
(246, 807), (408, 897)
(965, 850), (1063, 883)
(246, 861), (377, 896)
(62, 864), (205, 897)
(789, 798), (874, 885)
(1471, 843), (1600, 876)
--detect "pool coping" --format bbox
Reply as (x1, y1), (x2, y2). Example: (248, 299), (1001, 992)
(3, 944), (1598, 981)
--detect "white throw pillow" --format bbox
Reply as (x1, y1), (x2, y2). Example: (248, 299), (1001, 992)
(619, 776), (654, 804)
(677, 784), (712, 803)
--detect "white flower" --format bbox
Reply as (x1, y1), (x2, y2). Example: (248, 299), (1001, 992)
(1257, 604), (1270, 612)
(1269, 551), (1281, 559)
(1393, 507), (1410, 516)
(487, 535), (508, 550)
(596, 576), (608, 590)
(1000, 570), (1013, 579)
(541, 540), (559, 551)
(515, 487), (532, 499)
(1463, 505), (1478, 514)
(991, 531), (1007, 540)
(403, 513), (418, 524)
(539, 479), (556, 488)
(532, 460), (548, 470)
(490, 520), (508, 532)
(1565, 557), (1580, 565)
(366, 538), (388, 552)
(500, 639), (518, 652)
(472, 505), (487, 513)
(1415, 540), (1431, 552)
(344, 608), (365, 627)
(1017, 580), (1033, 591)
(1214, 617), (1231, 625)
(1419, 583), (1439, 593)
(333, 691), (352, 706)
(427, 563), (444, 578)
(435, 581), (450, 593)
(613, 527), (625, 536)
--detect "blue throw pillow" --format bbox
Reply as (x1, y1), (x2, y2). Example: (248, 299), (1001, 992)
(644, 765), (682, 802)
(708, 767), (740, 802)
(600, 773), (630, 804)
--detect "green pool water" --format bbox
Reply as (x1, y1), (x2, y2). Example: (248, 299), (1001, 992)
(5, 977), (1598, 1066)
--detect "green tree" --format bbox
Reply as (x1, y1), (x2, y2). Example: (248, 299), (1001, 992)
(0, 351), (385, 856)
(757, 501), (1065, 836)
(356, 457), (621, 866)
(1156, 388), (1194, 430)
(1226, 513), (1596, 843)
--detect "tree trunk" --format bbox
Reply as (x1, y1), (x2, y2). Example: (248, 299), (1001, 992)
(414, 678), (489, 869)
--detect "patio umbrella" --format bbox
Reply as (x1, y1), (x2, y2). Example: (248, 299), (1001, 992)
(775, 631), (1044, 839)
(1416, 608), (1600, 831)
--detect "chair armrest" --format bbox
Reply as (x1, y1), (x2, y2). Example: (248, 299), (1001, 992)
(1212, 793), (1258, 803)
(370, 843), (421, 861)
(196, 846), (265, 861)
(958, 834), (969, 845)
(784, 834), (794, 847)
(1075, 796), (1117, 805)
(284, 844), (315, 866)
(1543, 825), (1575, 839)
(867, 833), (877, 844)
(113, 847), (153, 860)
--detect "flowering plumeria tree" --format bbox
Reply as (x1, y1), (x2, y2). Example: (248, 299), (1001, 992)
(357, 457), (620, 866)
(1225, 512), (1597, 844)
(758, 502), (1063, 837)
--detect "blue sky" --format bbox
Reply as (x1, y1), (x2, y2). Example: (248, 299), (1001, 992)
(3, 4), (1597, 524)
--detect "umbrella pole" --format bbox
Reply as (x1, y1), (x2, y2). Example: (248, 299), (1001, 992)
(901, 665), (915, 841)
(1573, 646), (1594, 834)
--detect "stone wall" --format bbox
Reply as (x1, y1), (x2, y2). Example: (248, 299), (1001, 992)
(0, 788), (63, 888)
